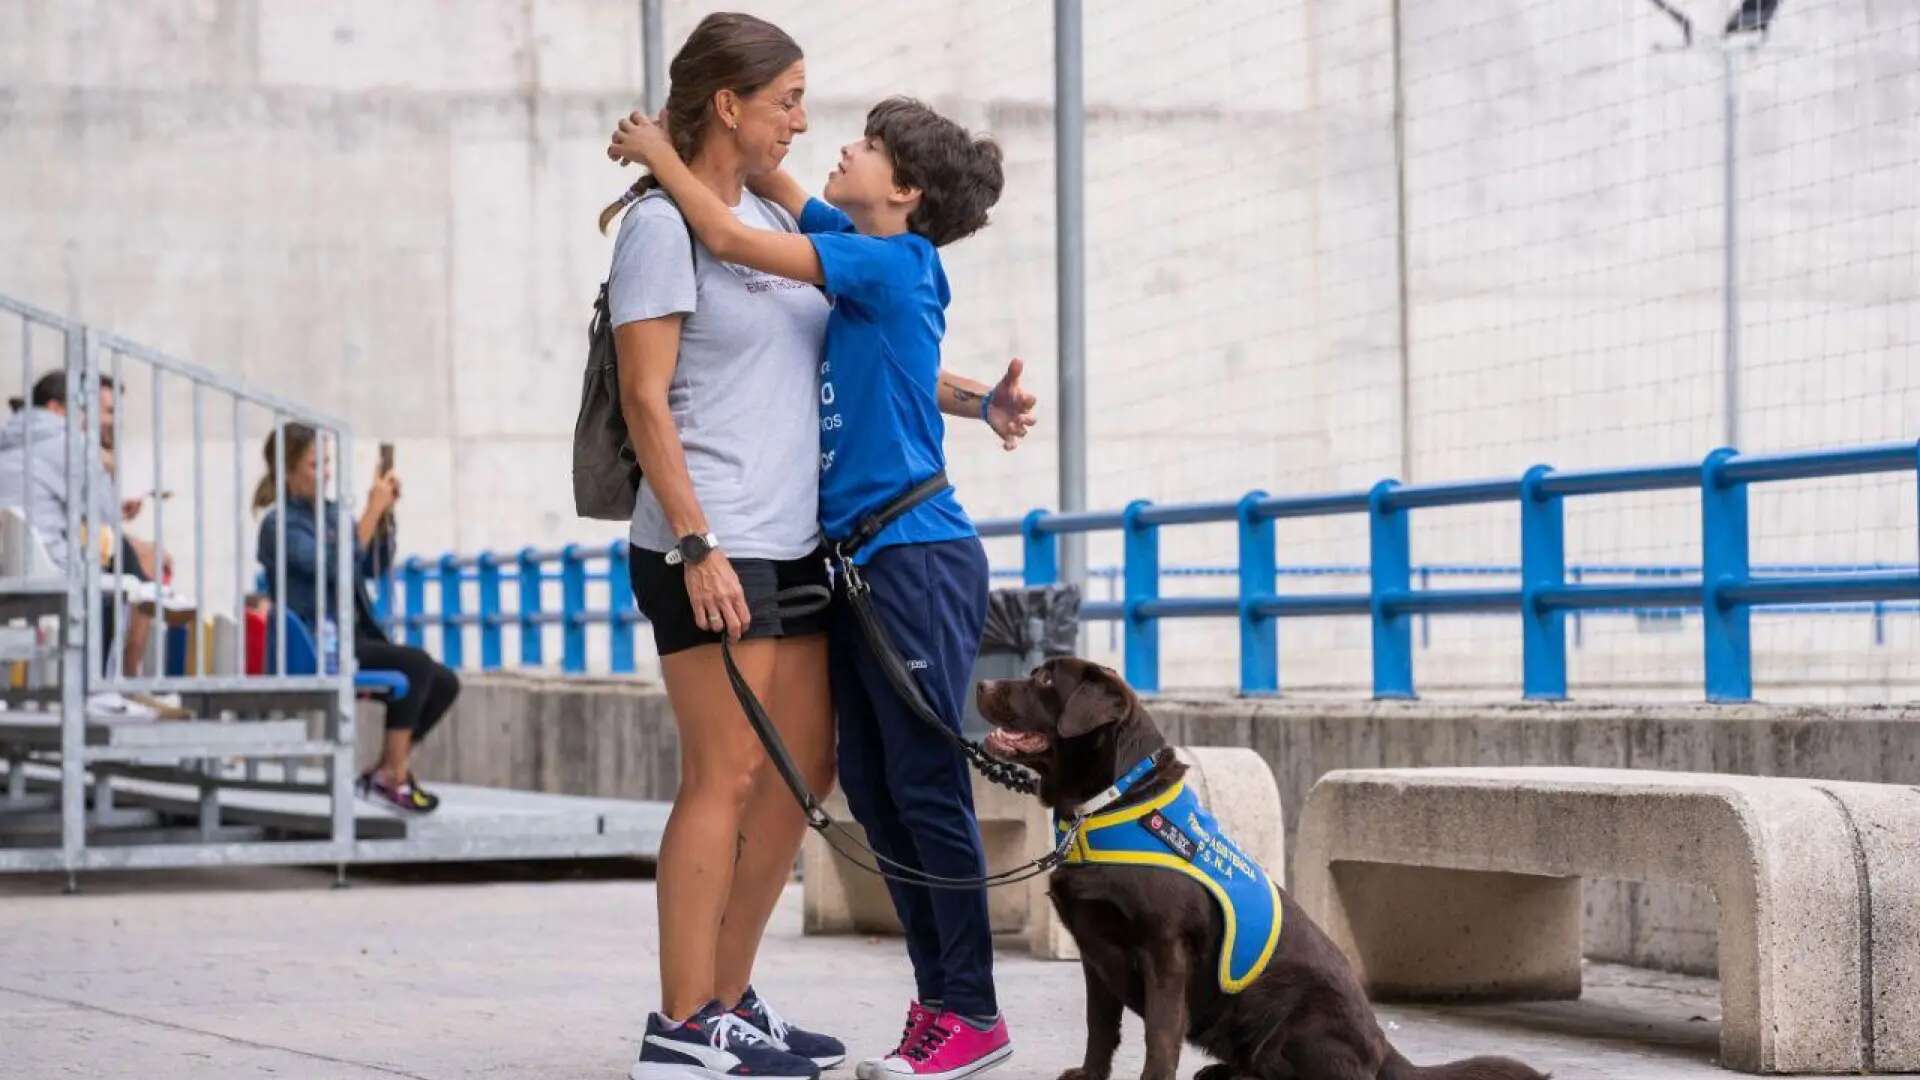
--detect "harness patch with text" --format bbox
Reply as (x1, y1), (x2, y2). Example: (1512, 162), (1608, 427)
(1059, 781), (1283, 993)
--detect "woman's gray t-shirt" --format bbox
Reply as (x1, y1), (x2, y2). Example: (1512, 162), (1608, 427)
(608, 190), (830, 560)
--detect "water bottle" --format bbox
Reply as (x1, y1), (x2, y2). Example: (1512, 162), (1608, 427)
(320, 617), (339, 676)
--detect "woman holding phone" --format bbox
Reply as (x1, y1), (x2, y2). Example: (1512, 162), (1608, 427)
(255, 424), (458, 814)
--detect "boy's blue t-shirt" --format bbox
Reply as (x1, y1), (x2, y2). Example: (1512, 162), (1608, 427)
(802, 197), (974, 563)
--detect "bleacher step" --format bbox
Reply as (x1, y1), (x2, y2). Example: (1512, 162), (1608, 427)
(0, 715), (310, 756)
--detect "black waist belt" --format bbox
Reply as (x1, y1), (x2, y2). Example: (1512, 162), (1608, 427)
(833, 470), (951, 561)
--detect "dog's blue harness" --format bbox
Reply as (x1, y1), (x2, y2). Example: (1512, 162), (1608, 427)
(1055, 755), (1284, 993)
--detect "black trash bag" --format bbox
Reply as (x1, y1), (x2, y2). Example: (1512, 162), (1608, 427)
(979, 584), (1081, 657)
(965, 585), (1081, 737)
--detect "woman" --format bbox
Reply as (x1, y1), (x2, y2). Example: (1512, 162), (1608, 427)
(255, 423), (458, 814)
(601, 13), (1032, 1080)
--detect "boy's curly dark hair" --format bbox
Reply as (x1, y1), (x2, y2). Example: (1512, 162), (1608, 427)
(865, 97), (1004, 248)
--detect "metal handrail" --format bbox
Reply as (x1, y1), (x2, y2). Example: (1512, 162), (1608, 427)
(380, 438), (1917, 703)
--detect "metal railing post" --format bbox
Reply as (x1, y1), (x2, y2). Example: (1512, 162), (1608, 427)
(1519, 464), (1567, 700)
(1701, 447), (1752, 701)
(1236, 491), (1277, 694)
(438, 553), (464, 669)
(402, 556), (427, 649)
(608, 541), (636, 675)
(1120, 500), (1159, 691)
(561, 544), (587, 674)
(477, 552), (503, 671)
(374, 569), (395, 633)
(518, 547), (544, 667)
(1368, 480), (1415, 698)
(59, 327), (89, 873)
(1021, 510), (1058, 587)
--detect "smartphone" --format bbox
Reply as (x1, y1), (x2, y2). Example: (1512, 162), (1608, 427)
(378, 442), (395, 477)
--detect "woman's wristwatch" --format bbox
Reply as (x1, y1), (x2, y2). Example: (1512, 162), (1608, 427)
(664, 531), (719, 566)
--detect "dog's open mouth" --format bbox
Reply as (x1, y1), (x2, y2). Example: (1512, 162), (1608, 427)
(983, 728), (1051, 760)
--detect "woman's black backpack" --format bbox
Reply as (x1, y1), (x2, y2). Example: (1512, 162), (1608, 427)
(571, 193), (695, 521)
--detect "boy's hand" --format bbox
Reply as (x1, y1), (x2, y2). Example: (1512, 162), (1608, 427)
(987, 357), (1039, 451)
(607, 110), (674, 169)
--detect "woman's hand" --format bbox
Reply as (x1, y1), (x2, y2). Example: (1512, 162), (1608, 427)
(986, 356), (1039, 451)
(608, 110), (675, 170)
(368, 470), (402, 516)
(684, 551), (752, 641)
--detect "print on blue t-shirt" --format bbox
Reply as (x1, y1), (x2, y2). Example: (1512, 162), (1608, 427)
(802, 198), (975, 563)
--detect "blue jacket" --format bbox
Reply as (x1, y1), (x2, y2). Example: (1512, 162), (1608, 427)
(257, 499), (392, 643)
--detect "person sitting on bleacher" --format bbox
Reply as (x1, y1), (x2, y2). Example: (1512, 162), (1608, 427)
(0, 371), (159, 681)
(254, 423), (458, 814)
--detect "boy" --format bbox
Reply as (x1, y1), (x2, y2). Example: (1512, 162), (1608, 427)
(609, 97), (1016, 1080)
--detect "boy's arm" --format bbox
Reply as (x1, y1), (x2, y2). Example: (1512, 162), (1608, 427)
(937, 357), (1038, 451)
(611, 116), (825, 285)
(744, 168), (810, 222)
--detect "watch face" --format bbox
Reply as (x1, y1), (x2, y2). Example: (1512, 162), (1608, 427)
(678, 533), (711, 563)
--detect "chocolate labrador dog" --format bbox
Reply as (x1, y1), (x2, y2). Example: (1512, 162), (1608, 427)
(977, 658), (1547, 1080)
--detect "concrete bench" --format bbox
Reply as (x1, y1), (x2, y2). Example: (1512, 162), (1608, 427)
(803, 745), (1284, 961)
(1294, 767), (1920, 1074)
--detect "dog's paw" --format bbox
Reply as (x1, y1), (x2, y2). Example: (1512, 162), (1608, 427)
(1057, 1069), (1107, 1080)
(1192, 1065), (1237, 1080)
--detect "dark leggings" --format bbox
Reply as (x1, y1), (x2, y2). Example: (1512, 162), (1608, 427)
(356, 639), (460, 742)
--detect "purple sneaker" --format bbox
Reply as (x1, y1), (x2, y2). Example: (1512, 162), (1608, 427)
(356, 769), (440, 814)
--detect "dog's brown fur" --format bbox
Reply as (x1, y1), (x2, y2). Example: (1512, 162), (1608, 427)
(977, 658), (1549, 1080)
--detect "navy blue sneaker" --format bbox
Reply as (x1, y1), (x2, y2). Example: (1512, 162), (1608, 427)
(630, 999), (820, 1080)
(733, 986), (847, 1070)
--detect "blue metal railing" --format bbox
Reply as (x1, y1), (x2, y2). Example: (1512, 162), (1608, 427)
(374, 541), (645, 676)
(377, 440), (1919, 702)
(976, 441), (1919, 702)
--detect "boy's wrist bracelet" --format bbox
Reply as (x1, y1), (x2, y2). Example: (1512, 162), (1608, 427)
(980, 382), (998, 424)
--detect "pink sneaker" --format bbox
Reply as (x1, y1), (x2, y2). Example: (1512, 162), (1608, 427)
(856, 1001), (938, 1080)
(874, 1011), (1011, 1080)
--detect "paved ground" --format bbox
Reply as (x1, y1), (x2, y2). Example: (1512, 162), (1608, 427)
(0, 865), (1849, 1079)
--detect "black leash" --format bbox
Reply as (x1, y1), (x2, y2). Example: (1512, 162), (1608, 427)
(715, 473), (1063, 892)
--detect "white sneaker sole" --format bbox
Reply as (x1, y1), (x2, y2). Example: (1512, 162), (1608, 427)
(813, 1054), (848, 1070)
(630, 1061), (817, 1080)
(867, 1043), (1012, 1080)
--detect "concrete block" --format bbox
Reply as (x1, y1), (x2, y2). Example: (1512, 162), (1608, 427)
(1808, 780), (1920, 1072)
(1295, 767), (1883, 1073)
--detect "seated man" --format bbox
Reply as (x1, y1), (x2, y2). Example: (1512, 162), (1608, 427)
(0, 371), (156, 679)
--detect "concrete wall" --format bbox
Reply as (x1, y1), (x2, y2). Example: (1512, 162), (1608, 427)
(409, 673), (1920, 976)
(2, 1), (1915, 696)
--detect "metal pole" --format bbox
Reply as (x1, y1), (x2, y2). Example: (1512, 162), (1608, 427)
(1391, 0), (1414, 482)
(1054, 0), (1087, 586)
(1722, 47), (1740, 449)
(641, 0), (665, 115)
(59, 328), (89, 879)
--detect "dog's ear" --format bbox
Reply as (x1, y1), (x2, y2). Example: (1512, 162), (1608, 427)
(1058, 664), (1133, 739)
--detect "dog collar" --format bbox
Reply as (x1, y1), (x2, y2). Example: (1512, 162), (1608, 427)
(1069, 753), (1163, 820)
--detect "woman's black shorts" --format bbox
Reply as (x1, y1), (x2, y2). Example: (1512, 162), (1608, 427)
(628, 545), (830, 656)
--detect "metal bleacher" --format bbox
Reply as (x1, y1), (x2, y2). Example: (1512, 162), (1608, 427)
(0, 292), (664, 885)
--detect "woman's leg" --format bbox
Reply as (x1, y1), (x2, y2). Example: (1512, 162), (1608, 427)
(656, 639), (779, 1021)
(409, 662), (461, 747)
(713, 632), (835, 1005)
(355, 639), (438, 784)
